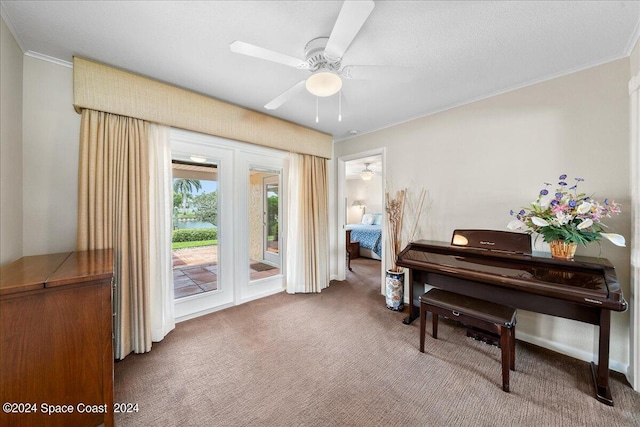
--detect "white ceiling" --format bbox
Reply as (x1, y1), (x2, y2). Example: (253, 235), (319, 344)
(2, 1), (639, 142)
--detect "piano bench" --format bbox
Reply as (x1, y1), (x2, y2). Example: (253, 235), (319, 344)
(419, 289), (517, 392)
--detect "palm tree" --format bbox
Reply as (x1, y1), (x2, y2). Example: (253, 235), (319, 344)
(173, 179), (202, 211)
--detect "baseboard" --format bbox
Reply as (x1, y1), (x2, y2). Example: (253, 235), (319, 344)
(175, 301), (235, 323)
(516, 330), (629, 376)
(175, 288), (284, 323)
(239, 288), (284, 305)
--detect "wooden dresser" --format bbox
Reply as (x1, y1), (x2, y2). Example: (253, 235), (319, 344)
(0, 250), (114, 427)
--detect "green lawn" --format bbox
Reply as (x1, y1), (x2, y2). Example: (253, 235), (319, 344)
(172, 240), (217, 250)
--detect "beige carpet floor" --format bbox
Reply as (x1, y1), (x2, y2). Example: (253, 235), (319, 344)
(114, 258), (640, 426)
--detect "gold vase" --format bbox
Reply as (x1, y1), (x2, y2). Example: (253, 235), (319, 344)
(549, 240), (577, 260)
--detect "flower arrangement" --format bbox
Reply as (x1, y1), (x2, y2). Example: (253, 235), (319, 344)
(507, 174), (625, 248)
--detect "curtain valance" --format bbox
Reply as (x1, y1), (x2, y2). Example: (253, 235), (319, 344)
(73, 57), (332, 159)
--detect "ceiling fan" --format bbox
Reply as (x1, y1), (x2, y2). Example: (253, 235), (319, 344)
(229, 0), (411, 112)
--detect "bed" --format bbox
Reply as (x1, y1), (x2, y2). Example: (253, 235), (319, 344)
(346, 213), (382, 260)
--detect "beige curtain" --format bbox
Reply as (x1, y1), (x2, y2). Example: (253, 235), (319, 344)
(286, 153), (330, 293)
(77, 109), (151, 359)
(148, 123), (175, 342)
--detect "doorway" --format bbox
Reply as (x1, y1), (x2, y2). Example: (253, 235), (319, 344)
(338, 149), (386, 294)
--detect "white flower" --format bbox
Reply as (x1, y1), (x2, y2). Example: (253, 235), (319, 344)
(507, 220), (526, 230)
(576, 201), (593, 214)
(531, 216), (549, 227)
(552, 213), (572, 226)
(601, 233), (626, 247)
(577, 218), (593, 230)
(538, 195), (554, 209)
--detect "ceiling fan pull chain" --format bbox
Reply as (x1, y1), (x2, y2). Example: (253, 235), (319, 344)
(316, 96), (319, 123)
(338, 90), (342, 122)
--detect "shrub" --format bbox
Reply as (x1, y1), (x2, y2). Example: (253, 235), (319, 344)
(172, 228), (218, 243)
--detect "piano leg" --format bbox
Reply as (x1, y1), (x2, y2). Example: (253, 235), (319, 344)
(591, 309), (614, 406)
(402, 269), (420, 325)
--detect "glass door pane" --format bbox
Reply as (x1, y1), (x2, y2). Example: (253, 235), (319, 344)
(172, 161), (218, 299)
(171, 134), (235, 321)
(264, 177), (279, 264)
(248, 169), (280, 282)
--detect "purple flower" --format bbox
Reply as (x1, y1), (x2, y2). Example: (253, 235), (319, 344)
(519, 210), (525, 215)
(510, 210), (514, 216)
(575, 177), (584, 182)
(555, 192), (563, 198)
(569, 200), (577, 208)
(544, 182), (552, 186)
(569, 185), (577, 190)
(604, 198), (609, 205)
(559, 174), (567, 180)
(540, 189), (549, 195)
(559, 181), (567, 186)
(550, 200), (559, 206)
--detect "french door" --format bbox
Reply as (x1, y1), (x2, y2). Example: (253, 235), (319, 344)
(171, 130), (286, 321)
(241, 153), (285, 302)
(172, 136), (234, 320)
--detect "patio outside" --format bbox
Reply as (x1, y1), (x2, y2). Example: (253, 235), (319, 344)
(173, 245), (280, 299)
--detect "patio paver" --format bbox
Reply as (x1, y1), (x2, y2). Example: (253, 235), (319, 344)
(172, 245), (281, 299)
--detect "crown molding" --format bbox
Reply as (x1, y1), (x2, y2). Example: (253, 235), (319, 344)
(24, 50), (73, 68)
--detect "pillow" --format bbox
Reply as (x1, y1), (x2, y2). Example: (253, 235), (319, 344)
(372, 213), (383, 225)
(361, 213), (375, 225)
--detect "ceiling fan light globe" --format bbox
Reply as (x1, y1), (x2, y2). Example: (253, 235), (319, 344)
(306, 72), (342, 97)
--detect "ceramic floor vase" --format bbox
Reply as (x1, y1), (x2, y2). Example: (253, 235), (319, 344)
(385, 269), (404, 311)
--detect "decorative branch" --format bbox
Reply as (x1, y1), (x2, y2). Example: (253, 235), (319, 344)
(386, 188), (406, 273)
(386, 187), (427, 273)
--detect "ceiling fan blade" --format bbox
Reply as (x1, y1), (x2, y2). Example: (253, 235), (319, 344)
(230, 41), (309, 70)
(324, 0), (375, 62)
(341, 65), (416, 83)
(264, 80), (307, 110)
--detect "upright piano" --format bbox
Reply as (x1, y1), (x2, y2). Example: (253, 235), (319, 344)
(396, 230), (627, 406)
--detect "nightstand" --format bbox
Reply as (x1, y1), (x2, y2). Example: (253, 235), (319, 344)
(346, 229), (360, 271)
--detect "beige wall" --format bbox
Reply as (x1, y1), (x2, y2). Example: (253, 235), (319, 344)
(22, 57), (80, 255)
(0, 17), (24, 265)
(346, 175), (383, 224)
(631, 38), (640, 77)
(334, 58), (632, 372)
(628, 37), (640, 390)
